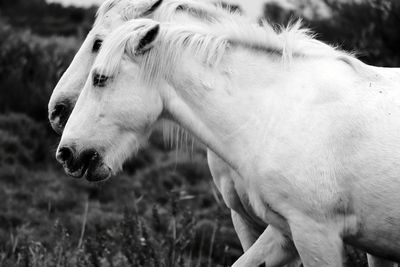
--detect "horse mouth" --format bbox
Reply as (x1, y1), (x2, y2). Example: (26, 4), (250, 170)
(85, 159), (112, 182)
(64, 154), (112, 182)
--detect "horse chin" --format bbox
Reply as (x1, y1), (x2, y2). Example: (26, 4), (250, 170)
(63, 165), (85, 179)
(84, 160), (112, 182)
(63, 155), (112, 182)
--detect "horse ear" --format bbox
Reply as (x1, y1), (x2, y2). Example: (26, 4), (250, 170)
(123, 0), (163, 21)
(131, 23), (160, 55)
(140, 0), (163, 16)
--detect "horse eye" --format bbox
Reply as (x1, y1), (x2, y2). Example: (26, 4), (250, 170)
(93, 73), (109, 87)
(92, 39), (103, 52)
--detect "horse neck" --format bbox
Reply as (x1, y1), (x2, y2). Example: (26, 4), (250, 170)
(161, 85), (252, 173)
(159, 47), (365, 175)
(160, 49), (285, 174)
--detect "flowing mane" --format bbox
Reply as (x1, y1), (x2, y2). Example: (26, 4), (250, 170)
(94, 17), (355, 89)
(93, 0), (360, 83)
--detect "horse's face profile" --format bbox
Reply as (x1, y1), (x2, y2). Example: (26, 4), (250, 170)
(48, 0), (162, 135)
(56, 20), (163, 182)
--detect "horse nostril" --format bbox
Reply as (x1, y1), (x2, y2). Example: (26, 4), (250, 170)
(50, 101), (72, 131)
(51, 103), (66, 120)
(56, 146), (74, 164)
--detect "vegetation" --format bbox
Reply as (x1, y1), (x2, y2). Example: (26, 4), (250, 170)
(263, 0), (400, 67)
(0, 0), (399, 266)
(0, 153), (239, 266)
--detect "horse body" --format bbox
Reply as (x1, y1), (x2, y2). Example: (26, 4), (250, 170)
(337, 67), (400, 259)
(184, 50), (400, 261)
(207, 151), (266, 237)
(119, 22), (400, 264)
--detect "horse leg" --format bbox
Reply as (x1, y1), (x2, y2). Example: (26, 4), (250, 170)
(289, 216), (345, 267)
(207, 151), (258, 250)
(208, 151), (300, 266)
(231, 210), (258, 251)
(231, 225), (299, 267)
(367, 254), (398, 267)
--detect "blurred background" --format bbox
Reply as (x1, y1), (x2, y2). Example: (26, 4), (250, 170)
(0, 0), (399, 266)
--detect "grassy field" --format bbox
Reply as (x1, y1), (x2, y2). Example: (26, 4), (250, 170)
(0, 133), (244, 266)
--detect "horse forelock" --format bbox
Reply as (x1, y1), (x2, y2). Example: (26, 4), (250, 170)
(92, 22), (136, 79)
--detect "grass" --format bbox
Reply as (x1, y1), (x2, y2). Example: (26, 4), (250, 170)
(0, 190), (235, 267)
(0, 135), (242, 267)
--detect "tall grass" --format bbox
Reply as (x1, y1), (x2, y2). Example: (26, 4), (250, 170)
(0, 190), (235, 267)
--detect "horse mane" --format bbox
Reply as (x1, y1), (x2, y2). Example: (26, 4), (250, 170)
(93, 0), (346, 74)
(94, 16), (349, 90)
(94, 0), (361, 86)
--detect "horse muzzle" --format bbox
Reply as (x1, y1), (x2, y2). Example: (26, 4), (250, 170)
(56, 145), (112, 182)
(49, 101), (73, 135)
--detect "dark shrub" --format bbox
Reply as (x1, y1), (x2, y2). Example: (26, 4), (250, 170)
(0, 22), (78, 121)
(0, 129), (31, 166)
(307, 0), (400, 66)
(0, 113), (47, 165)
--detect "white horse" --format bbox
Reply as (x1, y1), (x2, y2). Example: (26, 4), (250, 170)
(56, 17), (400, 266)
(47, 0), (301, 265)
